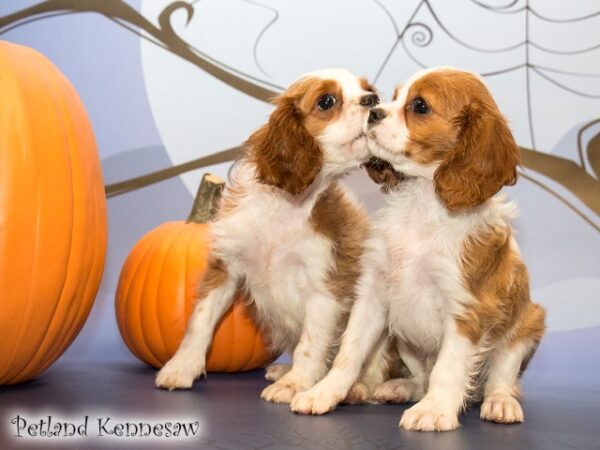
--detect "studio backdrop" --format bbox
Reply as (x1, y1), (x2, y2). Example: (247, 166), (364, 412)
(1, 0), (598, 369)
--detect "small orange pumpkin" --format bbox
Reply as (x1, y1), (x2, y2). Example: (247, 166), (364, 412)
(0, 41), (107, 384)
(115, 174), (278, 371)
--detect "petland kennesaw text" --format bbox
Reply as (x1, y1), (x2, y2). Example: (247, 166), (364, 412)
(11, 415), (200, 439)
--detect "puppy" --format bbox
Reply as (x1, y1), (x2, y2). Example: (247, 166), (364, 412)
(156, 69), (389, 403)
(291, 67), (545, 431)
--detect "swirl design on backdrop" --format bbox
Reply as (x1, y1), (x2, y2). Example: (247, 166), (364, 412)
(0, 0), (598, 231)
(0, 0), (283, 101)
(407, 23), (433, 47)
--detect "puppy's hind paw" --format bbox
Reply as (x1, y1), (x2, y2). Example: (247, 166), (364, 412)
(343, 382), (371, 404)
(265, 364), (291, 382)
(373, 378), (416, 404)
(261, 381), (301, 404)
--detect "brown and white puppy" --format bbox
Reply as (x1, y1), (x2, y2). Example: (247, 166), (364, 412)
(156, 69), (391, 403)
(291, 67), (545, 431)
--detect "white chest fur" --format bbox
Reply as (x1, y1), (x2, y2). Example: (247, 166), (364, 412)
(211, 174), (333, 351)
(372, 178), (513, 355)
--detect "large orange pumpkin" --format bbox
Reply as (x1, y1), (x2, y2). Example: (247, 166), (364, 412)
(115, 174), (278, 372)
(0, 41), (107, 384)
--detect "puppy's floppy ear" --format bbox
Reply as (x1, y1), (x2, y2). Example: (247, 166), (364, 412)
(434, 102), (520, 210)
(248, 94), (322, 196)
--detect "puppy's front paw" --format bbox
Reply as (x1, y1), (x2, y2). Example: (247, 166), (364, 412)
(344, 382), (370, 404)
(291, 385), (345, 415)
(265, 364), (291, 382)
(155, 356), (204, 391)
(373, 378), (416, 404)
(261, 380), (304, 404)
(480, 393), (524, 424)
(400, 401), (459, 432)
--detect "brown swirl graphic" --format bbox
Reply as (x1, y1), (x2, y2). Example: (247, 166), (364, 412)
(520, 146), (599, 232)
(0, 0), (281, 101)
(105, 147), (242, 198)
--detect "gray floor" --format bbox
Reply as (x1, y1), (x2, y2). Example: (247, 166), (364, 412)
(1, 358), (599, 450)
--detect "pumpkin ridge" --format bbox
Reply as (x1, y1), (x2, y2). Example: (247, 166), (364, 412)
(40, 163), (102, 372)
(56, 134), (107, 369)
(35, 65), (107, 373)
(0, 46), (43, 383)
(3, 50), (76, 383)
(14, 55), (84, 381)
(153, 223), (190, 363)
(0, 41), (107, 384)
(0, 49), (45, 381)
(245, 322), (262, 372)
(238, 310), (255, 372)
(139, 224), (185, 367)
(116, 226), (167, 353)
(174, 225), (203, 353)
(123, 225), (174, 366)
(159, 225), (195, 358)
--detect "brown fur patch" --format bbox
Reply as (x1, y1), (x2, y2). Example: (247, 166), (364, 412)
(398, 70), (520, 209)
(363, 156), (404, 192)
(197, 256), (228, 299)
(455, 226), (545, 346)
(300, 79), (344, 136)
(247, 77), (344, 196)
(310, 182), (370, 304)
(511, 301), (546, 345)
(360, 77), (376, 93)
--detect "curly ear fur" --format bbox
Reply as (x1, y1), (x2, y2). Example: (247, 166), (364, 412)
(247, 95), (322, 196)
(434, 102), (520, 211)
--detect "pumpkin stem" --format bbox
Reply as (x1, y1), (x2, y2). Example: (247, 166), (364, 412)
(187, 173), (226, 223)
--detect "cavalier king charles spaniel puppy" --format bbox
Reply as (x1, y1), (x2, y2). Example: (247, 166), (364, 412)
(156, 69), (394, 403)
(291, 67), (546, 431)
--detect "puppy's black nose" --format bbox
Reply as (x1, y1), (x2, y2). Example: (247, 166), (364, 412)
(360, 93), (379, 108)
(368, 107), (387, 124)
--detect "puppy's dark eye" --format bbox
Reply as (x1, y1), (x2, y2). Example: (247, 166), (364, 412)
(317, 94), (337, 111)
(411, 97), (430, 114)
